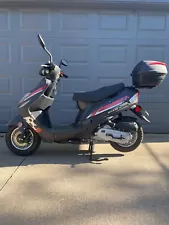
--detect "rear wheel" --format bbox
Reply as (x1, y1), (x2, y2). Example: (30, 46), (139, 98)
(6, 125), (41, 156)
(110, 124), (143, 153)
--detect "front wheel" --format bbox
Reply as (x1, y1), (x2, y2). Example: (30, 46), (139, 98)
(110, 124), (143, 153)
(6, 125), (41, 156)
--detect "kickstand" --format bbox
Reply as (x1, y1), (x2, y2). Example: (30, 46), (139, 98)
(88, 140), (108, 162)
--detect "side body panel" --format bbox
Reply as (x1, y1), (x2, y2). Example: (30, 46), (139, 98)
(18, 78), (53, 118)
(76, 87), (139, 123)
(10, 85), (139, 143)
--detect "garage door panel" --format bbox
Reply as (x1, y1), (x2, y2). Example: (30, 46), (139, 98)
(143, 103), (166, 123)
(0, 97), (17, 130)
(21, 78), (41, 94)
(18, 39), (52, 80)
(19, 38), (52, 64)
(60, 64), (90, 78)
(99, 45), (127, 63)
(134, 41), (169, 105)
(139, 88), (167, 103)
(12, 9), (137, 39)
(60, 11), (89, 30)
(58, 39), (93, 61)
(52, 10), (137, 39)
(16, 9), (93, 39)
(0, 43), (11, 63)
(97, 10), (137, 39)
(136, 45), (166, 63)
(3, 9), (52, 38)
(0, 9), (10, 30)
(134, 41), (169, 69)
(144, 124), (169, 133)
(99, 12), (128, 30)
(60, 44), (90, 64)
(97, 78), (126, 88)
(17, 64), (43, 79)
(156, 76), (169, 97)
(0, 10), (42, 37)
(96, 64), (129, 79)
(0, 107), (12, 129)
(0, 77), (12, 94)
(0, 9), (13, 37)
(57, 39), (95, 92)
(19, 9), (51, 32)
(21, 45), (49, 64)
(137, 11), (169, 39)
(0, 37), (18, 65)
(58, 38), (91, 46)
(0, 8), (168, 132)
(52, 10), (94, 39)
(61, 78), (90, 94)
(55, 100), (76, 110)
(135, 39), (169, 63)
(0, 36), (18, 126)
(140, 103), (169, 133)
(96, 39), (135, 61)
(55, 93), (73, 103)
(95, 40), (135, 85)
(63, 64), (90, 80)
(125, 103), (169, 133)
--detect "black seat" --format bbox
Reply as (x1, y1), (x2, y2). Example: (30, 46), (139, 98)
(73, 83), (125, 103)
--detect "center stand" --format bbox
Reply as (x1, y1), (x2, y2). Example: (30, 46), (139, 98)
(88, 140), (108, 161)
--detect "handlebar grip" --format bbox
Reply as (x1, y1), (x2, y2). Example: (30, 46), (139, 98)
(63, 74), (68, 78)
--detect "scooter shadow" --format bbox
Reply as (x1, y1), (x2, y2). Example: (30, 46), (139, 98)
(31, 144), (124, 166)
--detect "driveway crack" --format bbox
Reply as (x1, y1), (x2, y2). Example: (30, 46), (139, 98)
(0, 157), (26, 192)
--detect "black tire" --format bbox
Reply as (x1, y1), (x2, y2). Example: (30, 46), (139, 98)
(6, 125), (41, 156)
(110, 125), (143, 153)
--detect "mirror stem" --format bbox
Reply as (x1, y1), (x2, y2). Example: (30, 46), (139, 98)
(44, 47), (53, 63)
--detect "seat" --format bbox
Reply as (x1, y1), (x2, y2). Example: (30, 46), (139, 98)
(73, 83), (125, 103)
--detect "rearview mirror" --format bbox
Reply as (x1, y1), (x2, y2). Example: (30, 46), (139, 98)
(37, 34), (46, 49)
(60, 59), (68, 67)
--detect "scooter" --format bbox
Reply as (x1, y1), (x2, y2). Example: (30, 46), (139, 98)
(5, 34), (167, 161)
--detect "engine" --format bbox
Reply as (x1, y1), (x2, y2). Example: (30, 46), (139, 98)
(93, 125), (133, 144)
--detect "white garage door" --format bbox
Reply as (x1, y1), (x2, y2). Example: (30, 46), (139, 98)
(0, 8), (168, 132)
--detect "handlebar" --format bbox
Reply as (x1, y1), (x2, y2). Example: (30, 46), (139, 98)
(38, 34), (69, 80)
(63, 74), (68, 78)
(60, 71), (68, 78)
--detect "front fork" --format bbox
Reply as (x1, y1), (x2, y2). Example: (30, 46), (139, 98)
(8, 115), (31, 140)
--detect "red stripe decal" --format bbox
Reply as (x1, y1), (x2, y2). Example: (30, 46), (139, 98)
(28, 85), (47, 98)
(149, 61), (166, 66)
(90, 109), (99, 117)
(88, 96), (129, 118)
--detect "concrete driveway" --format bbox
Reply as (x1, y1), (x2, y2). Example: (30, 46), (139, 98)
(0, 134), (169, 225)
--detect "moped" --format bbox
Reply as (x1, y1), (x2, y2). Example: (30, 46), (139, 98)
(5, 34), (167, 160)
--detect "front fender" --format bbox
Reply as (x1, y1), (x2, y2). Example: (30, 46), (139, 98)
(8, 115), (28, 128)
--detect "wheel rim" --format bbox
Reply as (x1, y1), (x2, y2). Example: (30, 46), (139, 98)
(11, 127), (34, 151)
(118, 132), (138, 147)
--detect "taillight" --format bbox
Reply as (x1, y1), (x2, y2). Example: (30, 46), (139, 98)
(135, 105), (141, 113)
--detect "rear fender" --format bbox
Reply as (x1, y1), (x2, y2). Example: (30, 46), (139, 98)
(113, 116), (138, 123)
(111, 116), (139, 132)
(131, 104), (150, 123)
